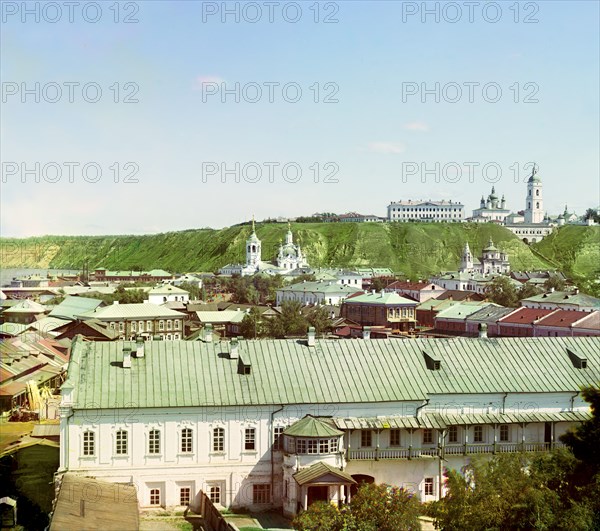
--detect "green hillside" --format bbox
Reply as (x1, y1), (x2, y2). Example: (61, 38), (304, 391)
(532, 225), (600, 278)
(0, 222), (560, 278)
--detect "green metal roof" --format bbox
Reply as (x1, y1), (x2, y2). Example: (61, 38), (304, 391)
(279, 281), (361, 295)
(283, 416), (343, 437)
(435, 302), (498, 321)
(0, 322), (29, 336)
(522, 291), (600, 308)
(78, 303), (185, 320)
(66, 336), (600, 410)
(148, 285), (189, 295)
(343, 291), (417, 306)
(294, 462), (357, 486)
(49, 296), (104, 321)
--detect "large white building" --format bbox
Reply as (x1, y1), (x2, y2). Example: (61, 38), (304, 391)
(471, 187), (511, 223)
(387, 200), (464, 222)
(459, 239), (510, 274)
(59, 334), (599, 517)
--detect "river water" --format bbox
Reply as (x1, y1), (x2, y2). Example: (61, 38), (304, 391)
(0, 268), (80, 287)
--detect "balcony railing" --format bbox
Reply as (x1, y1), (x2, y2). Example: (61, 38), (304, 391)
(347, 442), (564, 460)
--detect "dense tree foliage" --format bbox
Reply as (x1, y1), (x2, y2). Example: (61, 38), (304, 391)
(543, 275), (567, 291)
(484, 276), (519, 307)
(293, 483), (421, 531)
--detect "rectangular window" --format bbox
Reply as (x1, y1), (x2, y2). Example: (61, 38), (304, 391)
(500, 425), (509, 442)
(159, 320), (164, 331)
(361, 430), (372, 447)
(213, 427), (224, 452)
(167, 320), (172, 330)
(307, 439), (318, 454)
(244, 428), (256, 451)
(296, 439), (306, 454)
(423, 428), (433, 444)
(179, 487), (191, 506)
(83, 431), (95, 456)
(181, 428), (193, 453)
(116, 429), (128, 455)
(119, 322), (124, 332)
(474, 425), (483, 443)
(209, 486), (221, 504)
(273, 427), (284, 451)
(175, 320), (180, 329)
(319, 439), (329, 454)
(448, 426), (458, 444)
(149, 488), (161, 506)
(424, 477), (434, 496)
(149, 429), (161, 454)
(330, 438), (339, 452)
(390, 429), (401, 447)
(146, 320), (152, 332)
(253, 484), (271, 504)
(132, 321), (137, 332)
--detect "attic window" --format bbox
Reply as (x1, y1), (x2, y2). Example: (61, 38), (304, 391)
(238, 357), (251, 375)
(567, 348), (588, 369)
(423, 350), (441, 371)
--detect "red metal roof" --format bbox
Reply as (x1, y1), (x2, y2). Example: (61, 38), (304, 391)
(499, 307), (555, 325)
(536, 310), (593, 328)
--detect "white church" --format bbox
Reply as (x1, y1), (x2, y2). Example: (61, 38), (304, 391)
(459, 238), (511, 274)
(219, 221), (309, 277)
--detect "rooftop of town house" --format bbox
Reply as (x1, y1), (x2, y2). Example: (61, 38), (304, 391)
(64, 336), (600, 410)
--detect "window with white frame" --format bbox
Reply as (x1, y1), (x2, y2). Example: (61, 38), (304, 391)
(213, 427), (224, 452)
(159, 320), (164, 331)
(146, 320), (152, 332)
(424, 477), (434, 496)
(175, 320), (180, 329)
(118, 322), (124, 332)
(273, 427), (284, 451)
(474, 425), (483, 443)
(174, 333), (180, 339)
(390, 429), (401, 446)
(83, 430), (95, 456)
(253, 484), (271, 504)
(181, 428), (193, 453)
(307, 439), (318, 454)
(148, 429), (161, 454)
(209, 485), (221, 504)
(167, 320), (172, 330)
(132, 321), (137, 332)
(500, 424), (510, 442)
(179, 487), (191, 506)
(244, 428), (256, 450)
(116, 429), (128, 455)
(149, 488), (161, 506)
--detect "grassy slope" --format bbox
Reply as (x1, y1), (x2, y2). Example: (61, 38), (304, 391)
(0, 223), (560, 277)
(532, 225), (600, 278)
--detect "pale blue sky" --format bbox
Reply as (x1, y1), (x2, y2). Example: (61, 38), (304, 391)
(1, 0), (599, 236)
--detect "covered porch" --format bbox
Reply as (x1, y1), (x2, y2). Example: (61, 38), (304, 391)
(293, 462), (357, 513)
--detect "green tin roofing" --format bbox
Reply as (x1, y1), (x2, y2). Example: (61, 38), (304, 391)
(522, 291), (600, 308)
(284, 416), (343, 437)
(436, 302), (498, 321)
(279, 281), (361, 295)
(49, 296), (104, 321)
(343, 291), (417, 306)
(78, 303), (185, 320)
(66, 336), (600, 410)
(294, 462), (357, 486)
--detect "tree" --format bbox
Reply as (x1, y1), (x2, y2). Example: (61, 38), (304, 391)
(292, 484), (421, 531)
(583, 208), (599, 223)
(484, 276), (518, 307)
(240, 307), (263, 339)
(517, 282), (542, 300)
(349, 483), (421, 531)
(306, 305), (333, 336)
(177, 281), (200, 300)
(544, 275), (567, 292)
(277, 300), (308, 336)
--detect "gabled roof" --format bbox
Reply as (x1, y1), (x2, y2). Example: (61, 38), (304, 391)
(148, 284), (189, 295)
(499, 307), (556, 325)
(78, 303), (185, 320)
(0, 322), (29, 337)
(284, 415), (343, 437)
(343, 291), (417, 305)
(3, 300), (46, 314)
(466, 306), (515, 323)
(436, 302), (499, 321)
(522, 291), (600, 308)
(195, 310), (245, 324)
(387, 281), (443, 291)
(48, 296), (104, 320)
(536, 310), (598, 328)
(279, 281), (361, 295)
(294, 462), (356, 486)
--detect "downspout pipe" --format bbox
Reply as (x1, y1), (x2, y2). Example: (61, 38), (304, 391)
(271, 404), (284, 505)
(570, 391), (579, 412)
(502, 392), (508, 414)
(415, 399), (430, 419)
